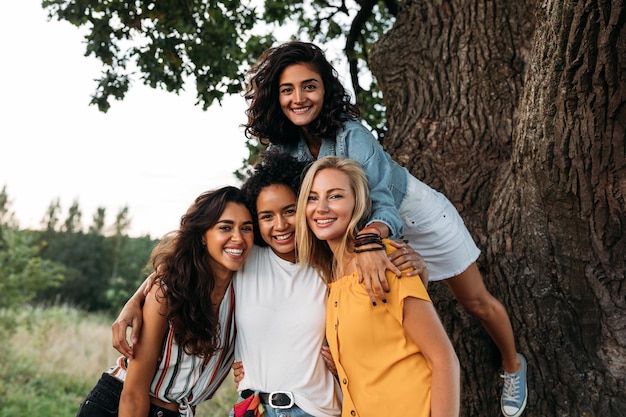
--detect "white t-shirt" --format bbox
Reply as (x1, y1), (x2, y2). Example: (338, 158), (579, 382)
(233, 246), (341, 417)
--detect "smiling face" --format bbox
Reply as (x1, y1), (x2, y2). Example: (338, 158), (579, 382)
(204, 202), (254, 277)
(256, 184), (298, 262)
(305, 168), (355, 249)
(278, 63), (325, 128)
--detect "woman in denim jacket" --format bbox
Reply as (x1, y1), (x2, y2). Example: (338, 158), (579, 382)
(243, 40), (528, 417)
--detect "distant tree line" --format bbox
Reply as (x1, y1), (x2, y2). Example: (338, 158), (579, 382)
(0, 185), (157, 317)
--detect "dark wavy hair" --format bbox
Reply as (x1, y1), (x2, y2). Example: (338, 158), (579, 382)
(149, 186), (249, 357)
(243, 41), (360, 146)
(240, 149), (308, 246)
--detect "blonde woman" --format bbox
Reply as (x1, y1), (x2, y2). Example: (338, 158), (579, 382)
(296, 156), (460, 417)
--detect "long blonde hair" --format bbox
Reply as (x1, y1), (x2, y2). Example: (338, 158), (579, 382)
(296, 156), (371, 282)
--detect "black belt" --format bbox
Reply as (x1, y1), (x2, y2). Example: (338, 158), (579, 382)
(241, 389), (295, 408)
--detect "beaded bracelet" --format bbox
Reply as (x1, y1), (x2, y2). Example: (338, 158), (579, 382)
(354, 240), (383, 248)
(355, 232), (381, 239)
(354, 246), (386, 254)
(354, 234), (383, 248)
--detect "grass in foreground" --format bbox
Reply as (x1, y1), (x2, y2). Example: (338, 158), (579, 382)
(1, 305), (238, 417)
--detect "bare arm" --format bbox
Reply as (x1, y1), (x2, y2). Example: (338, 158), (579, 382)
(354, 223), (397, 305)
(112, 272), (157, 358)
(356, 227), (429, 304)
(403, 297), (460, 417)
(119, 284), (168, 417)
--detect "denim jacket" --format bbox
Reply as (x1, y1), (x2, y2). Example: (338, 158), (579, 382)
(276, 120), (408, 237)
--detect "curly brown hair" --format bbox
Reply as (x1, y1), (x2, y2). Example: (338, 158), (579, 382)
(149, 186), (249, 357)
(243, 41), (360, 146)
(240, 148), (308, 246)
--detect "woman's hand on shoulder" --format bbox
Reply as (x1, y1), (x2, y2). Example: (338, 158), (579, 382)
(111, 273), (163, 359)
(354, 224), (398, 305)
(387, 240), (429, 287)
(355, 249), (395, 305)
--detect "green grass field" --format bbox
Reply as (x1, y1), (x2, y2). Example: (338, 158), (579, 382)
(1, 305), (238, 417)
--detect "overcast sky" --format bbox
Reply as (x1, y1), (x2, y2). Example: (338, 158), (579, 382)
(0, 2), (252, 238)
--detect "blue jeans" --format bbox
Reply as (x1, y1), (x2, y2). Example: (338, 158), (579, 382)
(76, 373), (180, 417)
(229, 393), (315, 417)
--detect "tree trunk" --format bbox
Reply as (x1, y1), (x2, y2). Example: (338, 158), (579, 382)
(371, 0), (626, 416)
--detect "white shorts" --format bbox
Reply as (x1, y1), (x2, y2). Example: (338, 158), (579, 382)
(398, 173), (481, 281)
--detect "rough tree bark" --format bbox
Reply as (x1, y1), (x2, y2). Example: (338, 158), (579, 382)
(371, 0), (625, 416)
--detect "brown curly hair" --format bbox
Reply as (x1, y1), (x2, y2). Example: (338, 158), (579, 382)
(149, 186), (249, 357)
(243, 41), (360, 146)
(240, 148), (308, 246)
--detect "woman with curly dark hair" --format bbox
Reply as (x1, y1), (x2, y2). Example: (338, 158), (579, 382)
(244, 42), (358, 148)
(244, 41), (527, 417)
(76, 186), (254, 417)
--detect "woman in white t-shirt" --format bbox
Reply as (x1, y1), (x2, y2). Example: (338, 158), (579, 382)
(232, 151), (424, 417)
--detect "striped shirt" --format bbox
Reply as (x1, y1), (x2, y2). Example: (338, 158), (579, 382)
(108, 283), (236, 416)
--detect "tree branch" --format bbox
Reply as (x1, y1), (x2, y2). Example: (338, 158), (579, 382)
(345, 0), (378, 99)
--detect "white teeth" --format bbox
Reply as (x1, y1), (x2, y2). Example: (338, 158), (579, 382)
(274, 232), (293, 241)
(316, 219), (334, 225)
(292, 107), (310, 113)
(224, 248), (244, 255)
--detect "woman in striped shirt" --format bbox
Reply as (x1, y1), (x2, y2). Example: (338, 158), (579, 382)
(76, 186), (254, 417)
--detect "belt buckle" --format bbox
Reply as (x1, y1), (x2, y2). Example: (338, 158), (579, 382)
(268, 391), (294, 409)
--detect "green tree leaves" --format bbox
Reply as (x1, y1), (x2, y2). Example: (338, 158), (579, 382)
(42, 0), (274, 112)
(41, 0), (397, 135)
(0, 187), (64, 320)
(0, 187), (156, 315)
(0, 229), (64, 313)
